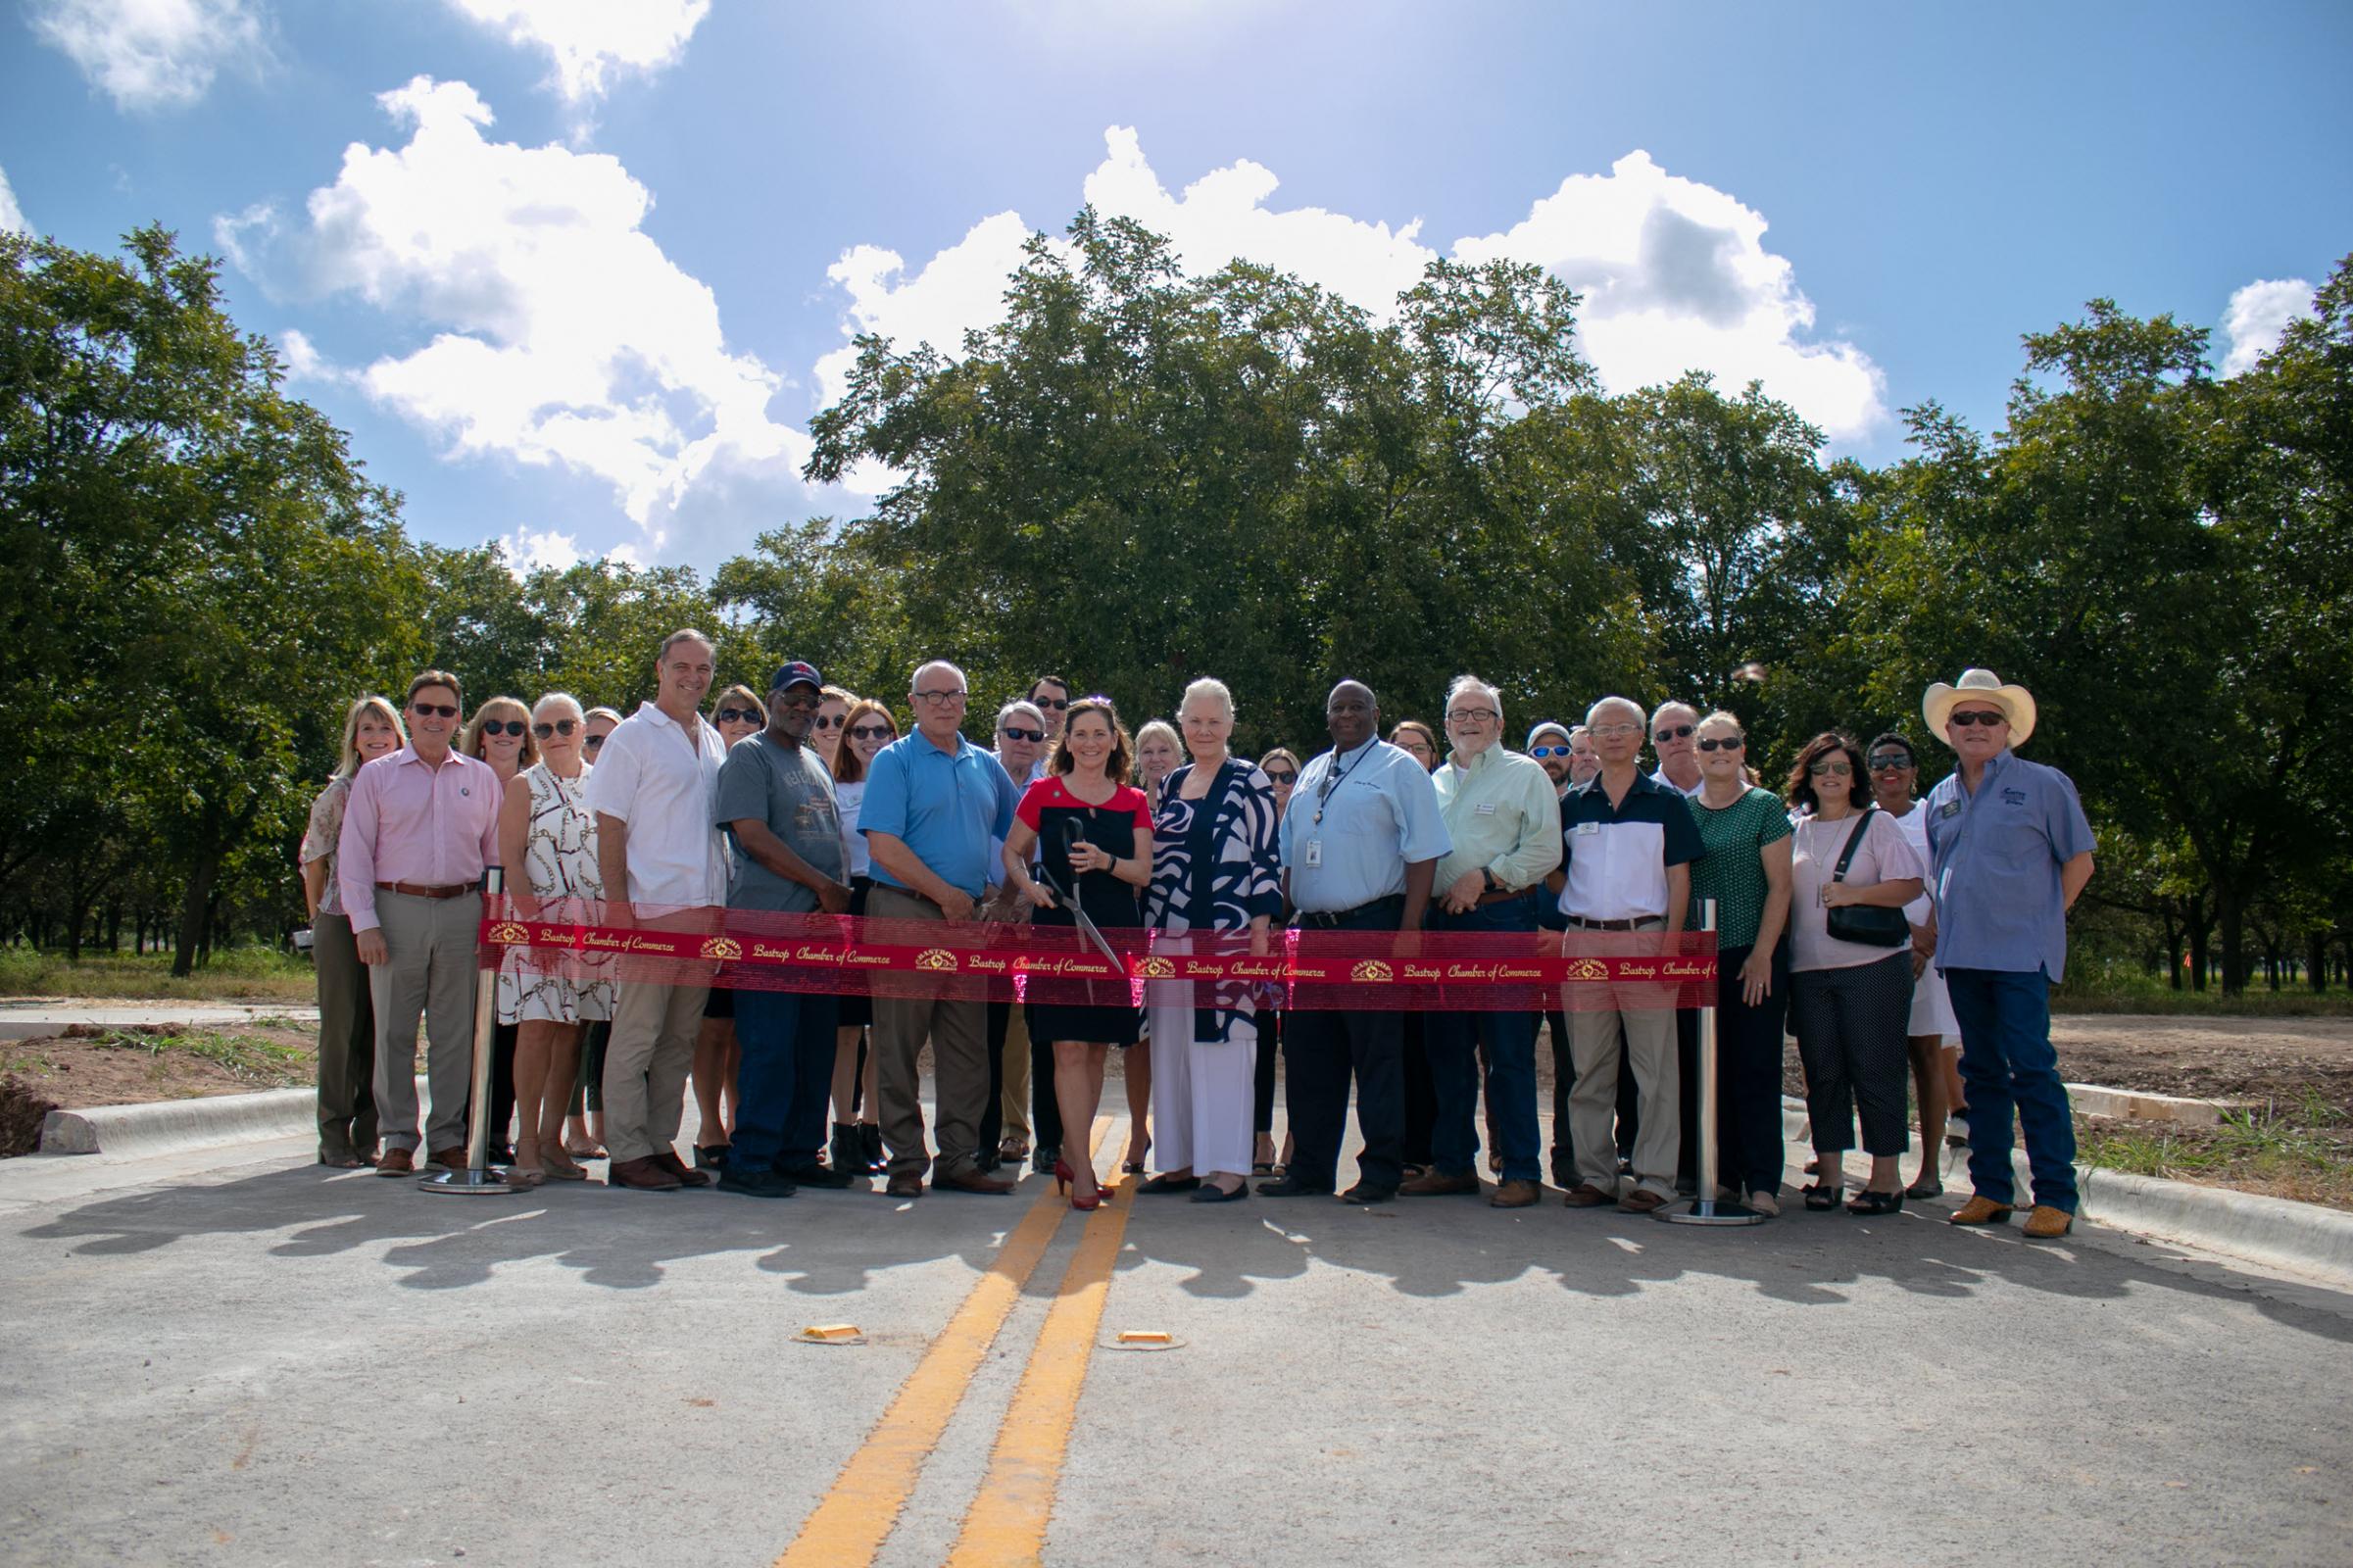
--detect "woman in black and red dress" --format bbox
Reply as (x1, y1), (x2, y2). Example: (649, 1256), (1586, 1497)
(1003, 697), (1154, 1209)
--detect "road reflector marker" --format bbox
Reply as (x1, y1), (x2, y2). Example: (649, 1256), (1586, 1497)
(1115, 1330), (1169, 1345)
(800, 1324), (865, 1346)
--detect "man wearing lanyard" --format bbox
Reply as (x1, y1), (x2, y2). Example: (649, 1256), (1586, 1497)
(1921, 668), (2094, 1239)
(1404, 677), (1562, 1208)
(1263, 679), (1450, 1203)
(1552, 695), (1704, 1214)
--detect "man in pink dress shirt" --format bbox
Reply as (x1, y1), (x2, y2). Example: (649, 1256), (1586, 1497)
(338, 669), (502, 1175)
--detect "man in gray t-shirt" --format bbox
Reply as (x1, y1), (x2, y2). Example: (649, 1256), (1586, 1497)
(710, 661), (856, 1196)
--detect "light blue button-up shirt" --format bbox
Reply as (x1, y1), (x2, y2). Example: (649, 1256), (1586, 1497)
(1279, 737), (1451, 912)
(858, 730), (1021, 899)
(1924, 748), (2094, 982)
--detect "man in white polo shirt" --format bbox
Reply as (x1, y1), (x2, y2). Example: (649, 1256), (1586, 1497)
(589, 628), (730, 1192)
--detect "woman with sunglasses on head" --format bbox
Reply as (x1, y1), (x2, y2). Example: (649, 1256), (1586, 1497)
(562, 705), (629, 1159)
(300, 695), (408, 1166)
(493, 693), (616, 1184)
(685, 685), (768, 1168)
(1250, 747), (1300, 1176)
(461, 697), (538, 1162)
(826, 698), (897, 1174)
(1685, 711), (1794, 1214)
(1785, 730), (1927, 1215)
(1864, 731), (1964, 1197)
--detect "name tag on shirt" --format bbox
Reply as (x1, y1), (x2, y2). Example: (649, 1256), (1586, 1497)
(1302, 839), (1323, 868)
(1937, 800), (1961, 819)
(1474, 802), (1496, 815)
(1573, 820), (1601, 837)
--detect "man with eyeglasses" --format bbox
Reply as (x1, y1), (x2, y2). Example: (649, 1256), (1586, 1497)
(711, 661), (857, 1199)
(1264, 679), (1449, 1203)
(979, 700), (1050, 1169)
(1921, 668), (2094, 1240)
(1527, 720), (1576, 797)
(587, 629), (731, 1192)
(1647, 702), (1705, 798)
(1404, 677), (1561, 1207)
(1549, 695), (1703, 1214)
(858, 661), (1025, 1197)
(339, 669), (503, 1175)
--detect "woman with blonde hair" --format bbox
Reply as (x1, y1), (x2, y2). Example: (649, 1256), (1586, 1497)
(299, 695), (406, 1166)
(461, 696), (536, 1160)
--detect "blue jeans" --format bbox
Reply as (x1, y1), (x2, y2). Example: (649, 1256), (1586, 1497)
(1944, 966), (2077, 1212)
(1426, 894), (1543, 1183)
(731, 989), (840, 1174)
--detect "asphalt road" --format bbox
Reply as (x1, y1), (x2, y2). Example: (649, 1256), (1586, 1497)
(2, 1101), (2348, 1568)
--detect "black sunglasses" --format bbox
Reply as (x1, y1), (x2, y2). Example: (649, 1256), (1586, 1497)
(1653, 723), (1694, 743)
(1264, 769), (1298, 784)
(1001, 726), (1046, 744)
(1948, 710), (2007, 727)
(850, 723), (895, 740)
(715, 707), (762, 725)
(411, 702), (458, 719)
(1031, 696), (1070, 710)
(532, 718), (578, 739)
(812, 713), (845, 728)
(1867, 752), (1915, 770)
(583, 734), (606, 749)
(1697, 736), (1742, 752)
(479, 719), (527, 737)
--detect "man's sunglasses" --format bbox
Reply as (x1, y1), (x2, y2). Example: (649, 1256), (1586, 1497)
(715, 707), (762, 725)
(850, 723), (895, 740)
(478, 719), (527, 738)
(1001, 726), (1046, 744)
(411, 703), (458, 719)
(1031, 696), (1070, 710)
(1529, 745), (1572, 759)
(1948, 710), (2007, 727)
(1697, 736), (1742, 752)
(532, 719), (578, 739)
(1264, 768), (1298, 784)
(1653, 724), (1694, 743)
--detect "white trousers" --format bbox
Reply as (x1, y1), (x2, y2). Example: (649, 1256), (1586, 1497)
(1146, 985), (1255, 1179)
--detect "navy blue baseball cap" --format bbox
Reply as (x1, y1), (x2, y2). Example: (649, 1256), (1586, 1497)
(768, 661), (822, 693)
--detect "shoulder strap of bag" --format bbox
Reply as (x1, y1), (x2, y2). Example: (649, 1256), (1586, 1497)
(1831, 803), (1877, 884)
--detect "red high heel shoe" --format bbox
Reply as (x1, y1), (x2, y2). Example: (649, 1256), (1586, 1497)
(1054, 1158), (1102, 1211)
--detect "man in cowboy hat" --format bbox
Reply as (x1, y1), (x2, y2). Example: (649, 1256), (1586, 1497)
(1920, 668), (2095, 1239)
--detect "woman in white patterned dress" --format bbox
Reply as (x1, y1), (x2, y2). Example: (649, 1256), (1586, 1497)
(496, 692), (614, 1185)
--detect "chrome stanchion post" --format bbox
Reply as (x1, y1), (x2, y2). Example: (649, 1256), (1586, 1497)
(421, 866), (515, 1197)
(1662, 898), (1763, 1226)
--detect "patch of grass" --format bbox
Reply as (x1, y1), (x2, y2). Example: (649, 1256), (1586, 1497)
(87, 1028), (311, 1086)
(0, 945), (315, 1003)
(2079, 1103), (2353, 1211)
(2054, 960), (2353, 1017)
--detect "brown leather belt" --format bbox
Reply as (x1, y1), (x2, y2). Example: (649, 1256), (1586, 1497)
(376, 881), (477, 900)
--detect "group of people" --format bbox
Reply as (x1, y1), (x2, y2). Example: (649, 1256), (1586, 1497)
(299, 634), (2094, 1237)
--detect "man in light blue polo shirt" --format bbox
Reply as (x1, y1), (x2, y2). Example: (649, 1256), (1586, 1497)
(858, 659), (1023, 1198)
(1263, 679), (1450, 1203)
(1921, 668), (2095, 1240)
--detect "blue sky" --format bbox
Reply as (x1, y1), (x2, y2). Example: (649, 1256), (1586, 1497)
(5, 0), (2349, 573)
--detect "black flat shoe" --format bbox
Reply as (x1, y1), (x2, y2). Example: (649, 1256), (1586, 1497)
(1191, 1180), (1250, 1203)
(1845, 1189), (1904, 1216)
(1255, 1176), (1331, 1198)
(1138, 1174), (1201, 1195)
(1032, 1144), (1060, 1175)
(1341, 1184), (1396, 1205)
(1802, 1182), (1841, 1211)
(694, 1144), (729, 1171)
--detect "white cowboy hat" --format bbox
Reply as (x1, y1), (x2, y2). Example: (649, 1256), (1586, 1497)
(1923, 668), (2036, 747)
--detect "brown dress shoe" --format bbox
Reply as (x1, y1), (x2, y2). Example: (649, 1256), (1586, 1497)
(884, 1173), (924, 1198)
(938, 1169), (1015, 1195)
(1949, 1195), (2014, 1226)
(428, 1147), (467, 1170)
(1561, 1182), (1616, 1208)
(374, 1148), (416, 1176)
(653, 1151), (712, 1188)
(1618, 1188), (1669, 1214)
(1399, 1169), (1482, 1197)
(609, 1155), (683, 1191)
(2022, 1204), (2075, 1239)
(1490, 1178), (1542, 1208)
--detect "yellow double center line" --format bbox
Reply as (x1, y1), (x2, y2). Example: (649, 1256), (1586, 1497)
(774, 1120), (1135, 1568)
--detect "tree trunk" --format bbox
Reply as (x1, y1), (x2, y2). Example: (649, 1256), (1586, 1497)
(2187, 892), (2211, 993)
(172, 858), (220, 979)
(105, 902), (121, 952)
(2215, 883), (2247, 996)
(2162, 904), (2183, 991)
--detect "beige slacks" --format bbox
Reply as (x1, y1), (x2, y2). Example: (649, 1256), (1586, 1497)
(603, 977), (709, 1164)
(867, 885), (990, 1182)
(368, 890), (480, 1154)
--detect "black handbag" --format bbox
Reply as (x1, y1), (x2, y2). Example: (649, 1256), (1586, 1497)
(1824, 806), (1910, 948)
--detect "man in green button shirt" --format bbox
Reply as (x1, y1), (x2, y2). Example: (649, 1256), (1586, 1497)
(1403, 676), (1564, 1207)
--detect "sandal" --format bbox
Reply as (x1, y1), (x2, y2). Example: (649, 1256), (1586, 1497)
(999, 1136), (1029, 1163)
(1251, 1161), (1278, 1178)
(508, 1164), (547, 1189)
(541, 1149), (590, 1182)
(1845, 1189), (1904, 1216)
(1904, 1176), (1943, 1200)
(1802, 1182), (1841, 1211)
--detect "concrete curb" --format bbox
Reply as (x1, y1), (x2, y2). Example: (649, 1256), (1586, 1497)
(40, 1087), (318, 1158)
(1781, 1097), (2353, 1283)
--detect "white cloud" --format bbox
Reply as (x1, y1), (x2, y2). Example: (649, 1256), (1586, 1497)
(821, 131), (1887, 448)
(2219, 277), (2314, 377)
(500, 526), (584, 573)
(237, 75), (809, 559)
(440, 0), (710, 103)
(1454, 151), (1885, 440)
(28, 0), (270, 112)
(0, 165), (26, 235)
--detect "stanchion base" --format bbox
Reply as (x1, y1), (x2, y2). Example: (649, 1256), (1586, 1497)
(417, 1167), (517, 1197)
(1656, 1199), (1769, 1227)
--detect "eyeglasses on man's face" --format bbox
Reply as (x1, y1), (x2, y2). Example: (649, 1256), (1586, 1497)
(1948, 709), (2006, 728)
(1653, 723), (1694, 744)
(1000, 726), (1046, 744)
(913, 688), (967, 705)
(1031, 695), (1069, 710)
(1446, 708), (1497, 725)
(1529, 745), (1571, 759)
(1591, 722), (1640, 739)
(411, 702), (459, 719)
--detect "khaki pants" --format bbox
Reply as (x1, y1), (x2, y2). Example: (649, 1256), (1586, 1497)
(1566, 995), (1681, 1198)
(868, 884), (990, 1182)
(368, 891), (481, 1154)
(1000, 1004), (1032, 1143)
(603, 977), (708, 1164)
